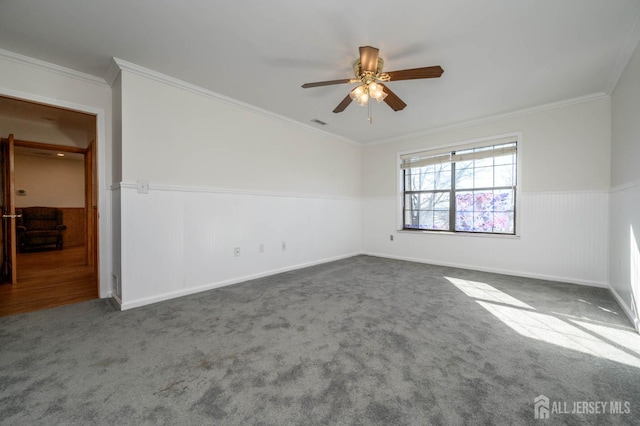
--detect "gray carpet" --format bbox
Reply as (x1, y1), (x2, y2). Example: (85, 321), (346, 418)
(1, 255), (639, 425)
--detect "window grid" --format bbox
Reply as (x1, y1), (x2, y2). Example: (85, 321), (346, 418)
(402, 142), (517, 235)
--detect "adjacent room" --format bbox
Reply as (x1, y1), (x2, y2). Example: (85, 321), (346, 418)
(0, 1), (639, 424)
(0, 96), (98, 315)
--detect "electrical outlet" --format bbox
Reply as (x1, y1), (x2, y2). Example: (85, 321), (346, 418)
(282, 241), (286, 251)
(259, 244), (264, 253)
(390, 234), (394, 241)
(234, 247), (240, 257)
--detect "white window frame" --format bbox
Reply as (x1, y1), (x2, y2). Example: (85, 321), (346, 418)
(396, 132), (522, 237)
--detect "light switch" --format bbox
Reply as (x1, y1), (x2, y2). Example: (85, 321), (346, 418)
(137, 180), (149, 194)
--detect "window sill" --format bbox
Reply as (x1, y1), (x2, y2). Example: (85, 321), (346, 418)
(397, 229), (520, 239)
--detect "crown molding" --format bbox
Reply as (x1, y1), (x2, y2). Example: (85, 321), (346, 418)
(605, 15), (640, 95)
(366, 92), (610, 146)
(0, 48), (109, 88)
(109, 58), (360, 147)
(104, 57), (122, 87)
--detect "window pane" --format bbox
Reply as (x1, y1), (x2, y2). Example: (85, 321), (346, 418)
(474, 157), (493, 168)
(477, 191), (500, 212)
(493, 212), (514, 233)
(433, 192), (450, 210)
(404, 210), (419, 229)
(419, 210), (433, 229)
(406, 170), (419, 191)
(494, 153), (515, 166)
(404, 190), (450, 230)
(455, 190), (514, 233)
(494, 164), (515, 187)
(456, 211), (474, 231)
(474, 167), (493, 188)
(493, 189), (514, 212)
(475, 212), (495, 232)
(434, 171), (451, 189)
(455, 161), (474, 189)
(433, 211), (450, 230)
(420, 172), (435, 190)
(455, 191), (473, 212)
(434, 163), (451, 189)
(405, 194), (417, 210)
(418, 193), (433, 210)
(414, 171), (425, 191)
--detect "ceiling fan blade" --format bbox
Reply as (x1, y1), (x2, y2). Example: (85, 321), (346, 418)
(380, 84), (407, 111)
(301, 78), (353, 88)
(386, 66), (444, 81)
(333, 94), (353, 113)
(359, 46), (380, 73)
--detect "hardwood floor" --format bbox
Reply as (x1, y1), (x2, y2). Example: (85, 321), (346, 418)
(0, 245), (98, 317)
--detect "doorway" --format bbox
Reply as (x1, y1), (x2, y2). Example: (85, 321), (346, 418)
(0, 96), (99, 316)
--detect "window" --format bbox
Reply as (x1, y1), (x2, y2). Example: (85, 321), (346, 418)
(401, 136), (517, 235)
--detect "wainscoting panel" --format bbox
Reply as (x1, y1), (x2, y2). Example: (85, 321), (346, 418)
(119, 184), (362, 309)
(362, 190), (609, 287)
(609, 183), (640, 331)
(60, 207), (86, 247)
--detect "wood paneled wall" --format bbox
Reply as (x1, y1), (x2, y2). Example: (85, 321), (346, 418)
(60, 207), (85, 247)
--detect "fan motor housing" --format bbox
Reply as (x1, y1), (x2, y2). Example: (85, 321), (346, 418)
(353, 58), (389, 83)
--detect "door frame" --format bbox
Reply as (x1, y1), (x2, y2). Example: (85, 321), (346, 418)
(0, 88), (110, 298)
(1, 134), (17, 284)
(10, 139), (96, 269)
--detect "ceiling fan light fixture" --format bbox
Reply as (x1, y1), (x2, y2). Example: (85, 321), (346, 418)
(349, 83), (386, 106)
(349, 85), (369, 106)
(368, 83), (387, 103)
(302, 45), (442, 116)
(374, 92), (388, 103)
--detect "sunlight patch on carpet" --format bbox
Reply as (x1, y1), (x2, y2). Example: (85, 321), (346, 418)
(445, 276), (640, 369)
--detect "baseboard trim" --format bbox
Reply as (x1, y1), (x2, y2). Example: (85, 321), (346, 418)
(607, 285), (640, 334)
(361, 252), (609, 288)
(108, 295), (123, 311)
(119, 252), (360, 310)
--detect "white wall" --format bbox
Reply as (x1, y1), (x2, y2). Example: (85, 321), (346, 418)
(115, 66), (362, 308)
(111, 73), (123, 302)
(0, 50), (112, 297)
(119, 71), (360, 196)
(610, 39), (640, 331)
(362, 96), (611, 287)
(15, 154), (85, 208)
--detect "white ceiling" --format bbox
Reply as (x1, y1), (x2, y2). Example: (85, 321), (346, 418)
(15, 146), (84, 162)
(1, 0), (639, 144)
(0, 95), (95, 147)
(0, 96), (94, 132)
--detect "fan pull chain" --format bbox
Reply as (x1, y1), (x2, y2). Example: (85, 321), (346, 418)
(368, 99), (373, 124)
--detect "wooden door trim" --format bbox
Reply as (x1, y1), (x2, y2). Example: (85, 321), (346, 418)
(85, 140), (96, 268)
(1, 134), (18, 284)
(3, 138), (88, 154)
(9, 135), (16, 284)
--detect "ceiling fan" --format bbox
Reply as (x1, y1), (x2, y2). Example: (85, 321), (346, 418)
(301, 46), (444, 118)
